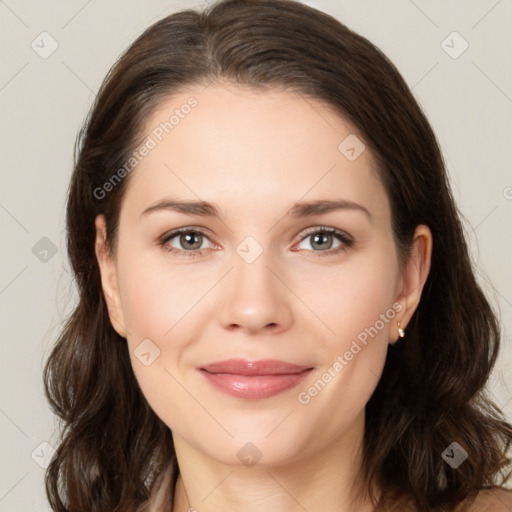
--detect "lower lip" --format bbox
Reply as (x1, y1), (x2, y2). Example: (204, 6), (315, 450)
(199, 369), (313, 400)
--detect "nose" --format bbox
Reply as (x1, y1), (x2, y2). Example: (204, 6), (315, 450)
(217, 247), (294, 335)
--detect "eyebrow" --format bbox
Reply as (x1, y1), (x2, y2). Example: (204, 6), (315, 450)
(139, 198), (372, 221)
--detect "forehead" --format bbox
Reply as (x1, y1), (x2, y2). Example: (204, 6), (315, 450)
(121, 83), (389, 223)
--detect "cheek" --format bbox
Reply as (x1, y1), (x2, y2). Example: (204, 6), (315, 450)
(294, 266), (397, 444)
(117, 253), (219, 406)
(300, 250), (398, 408)
(117, 257), (204, 428)
(304, 252), (399, 352)
(118, 252), (213, 340)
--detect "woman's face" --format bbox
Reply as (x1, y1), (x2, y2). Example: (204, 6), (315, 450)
(96, 82), (431, 468)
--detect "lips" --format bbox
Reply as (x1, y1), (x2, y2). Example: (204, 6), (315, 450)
(200, 359), (312, 375)
(198, 359), (314, 399)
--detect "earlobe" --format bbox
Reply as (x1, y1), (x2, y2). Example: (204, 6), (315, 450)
(94, 214), (128, 338)
(393, 224), (433, 343)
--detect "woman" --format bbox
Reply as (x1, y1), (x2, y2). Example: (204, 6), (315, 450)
(43, 0), (512, 510)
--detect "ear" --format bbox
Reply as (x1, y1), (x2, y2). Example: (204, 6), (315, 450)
(94, 214), (127, 338)
(392, 224), (433, 343)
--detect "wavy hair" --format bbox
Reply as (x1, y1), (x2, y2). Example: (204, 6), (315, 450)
(43, 0), (512, 510)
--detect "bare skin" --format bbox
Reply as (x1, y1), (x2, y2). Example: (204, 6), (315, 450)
(95, 82), (433, 512)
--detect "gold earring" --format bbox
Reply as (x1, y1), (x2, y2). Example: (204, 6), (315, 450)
(397, 322), (405, 338)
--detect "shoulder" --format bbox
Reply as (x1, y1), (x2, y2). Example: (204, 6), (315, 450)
(465, 487), (512, 511)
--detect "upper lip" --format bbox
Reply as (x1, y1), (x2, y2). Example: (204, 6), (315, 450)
(200, 359), (312, 375)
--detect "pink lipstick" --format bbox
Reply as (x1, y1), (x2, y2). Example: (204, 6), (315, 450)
(198, 359), (313, 399)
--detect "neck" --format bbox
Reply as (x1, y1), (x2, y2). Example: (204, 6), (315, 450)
(170, 410), (378, 512)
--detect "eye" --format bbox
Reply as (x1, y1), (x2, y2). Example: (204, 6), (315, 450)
(158, 228), (215, 257)
(158, 226), (354, 259)
(293, 226), (354, 258)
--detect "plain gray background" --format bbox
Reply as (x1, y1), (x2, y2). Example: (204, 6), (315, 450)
(1, 0), (511, 510)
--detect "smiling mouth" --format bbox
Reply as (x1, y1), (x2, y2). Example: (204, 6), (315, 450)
(198, 359), (314, 399)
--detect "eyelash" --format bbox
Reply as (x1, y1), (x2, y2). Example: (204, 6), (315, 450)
(157, 226), (354, 259)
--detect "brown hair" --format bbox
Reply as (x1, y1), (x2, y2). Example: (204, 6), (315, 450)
(43, 0), (512, 510)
